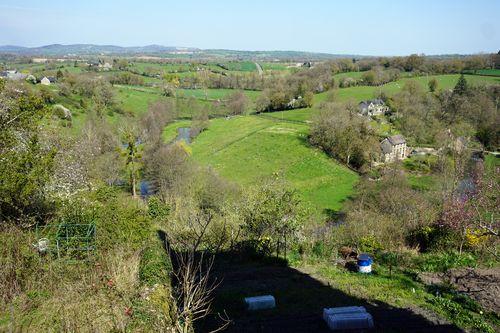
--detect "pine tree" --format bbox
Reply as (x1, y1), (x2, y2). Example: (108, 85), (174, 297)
(453, 74), (468, 95)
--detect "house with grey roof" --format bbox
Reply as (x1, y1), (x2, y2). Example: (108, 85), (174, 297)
(359, 99), (389, 116)
(1, 70), (27, 81)
(380, 134), (408, 162)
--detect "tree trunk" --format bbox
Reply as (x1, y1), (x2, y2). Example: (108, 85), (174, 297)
(131, 174), (137, 198)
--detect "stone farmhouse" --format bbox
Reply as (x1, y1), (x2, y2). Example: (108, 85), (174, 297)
(380, 134), (408, 162)
(358, 99), (389, 116)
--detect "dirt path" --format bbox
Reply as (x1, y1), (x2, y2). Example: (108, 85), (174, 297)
(255, 62), (263, 75)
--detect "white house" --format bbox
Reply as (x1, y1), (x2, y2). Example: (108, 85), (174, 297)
(359, 99), (389, 116)
(40, 77), (51, 85)
(381, 134), (408, 162)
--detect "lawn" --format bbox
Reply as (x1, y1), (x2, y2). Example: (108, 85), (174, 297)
(186, 115), (358, 215)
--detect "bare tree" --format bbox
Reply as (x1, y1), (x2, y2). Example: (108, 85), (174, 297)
(170, 250), (230, 333)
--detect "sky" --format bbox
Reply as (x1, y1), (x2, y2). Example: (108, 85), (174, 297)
(0, 0), (499, 56)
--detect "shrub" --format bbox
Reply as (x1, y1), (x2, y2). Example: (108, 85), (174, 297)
(358, 235), (384, 253)
(147, 196), (170, 220)
(406, 225), (459, 252)
(139, 240), (172, 286)
(412, 251), (477, 272)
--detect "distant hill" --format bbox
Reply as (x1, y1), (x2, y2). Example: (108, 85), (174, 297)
(0, 44), (362, 60)
(0, 44), (198, 56)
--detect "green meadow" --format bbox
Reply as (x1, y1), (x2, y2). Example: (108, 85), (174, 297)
(177, 88), (261, 101)
(332, 71), (365, 80)
(222, 61), (257, 72)
(164, 116), (359, 216)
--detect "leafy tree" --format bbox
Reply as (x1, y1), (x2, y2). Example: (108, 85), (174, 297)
(190, 103), (209, 137)
(226, 90), (249, 115)
(242, 177), (303, 257)
(0, 84), (56, 224)
(453, 74), (468, 96)
(404, 54), (425, 72)
(255, 90), (271, 112)
(493, 50), (500, 69)
(56, 69), (64, 80)
(310, 103), (380, 169)
(116, 58), (129, 70)
(428, 78), (438, 92)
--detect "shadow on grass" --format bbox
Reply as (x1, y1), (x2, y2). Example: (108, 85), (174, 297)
(158, 230), (463, 333)
(197, 252), (464, 333)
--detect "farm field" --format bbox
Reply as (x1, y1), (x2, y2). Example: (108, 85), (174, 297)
(115, 86), (163, 116)
(170, 115), (359, 216)
(176, 88), (261, 101)
(260, 62), (291, 71)
(463, 68), (500, 76)
(218, 61), (257, 72)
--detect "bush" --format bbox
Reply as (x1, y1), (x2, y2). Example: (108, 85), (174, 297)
(139, 238), (172, 286)
(71, 187), (153, 251)
(358, 235), (384, 253)
(407, 225), (461, 252)
(147, 196), (170, 220)
(411, 251), (477, 272)
(403, 156), (437, 173)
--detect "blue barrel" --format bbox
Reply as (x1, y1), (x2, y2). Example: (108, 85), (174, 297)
(357, 254), (372, 273)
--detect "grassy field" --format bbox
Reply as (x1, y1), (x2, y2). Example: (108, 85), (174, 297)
(332, 71), (365, 80)
(260, 62), (290, 71)
(220, 61), (257, 72)
(463, 68), (500, 76)
(129, 61), (201, 74)
(176, 88), (261, 101)
(171, 115), (359, 215)
(115, 87), (162, 116)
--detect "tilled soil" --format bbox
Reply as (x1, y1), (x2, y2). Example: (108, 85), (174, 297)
(421, 267), (500, 314)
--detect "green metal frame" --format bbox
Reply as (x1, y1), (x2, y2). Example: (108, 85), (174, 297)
(36, 223), (96, 260)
